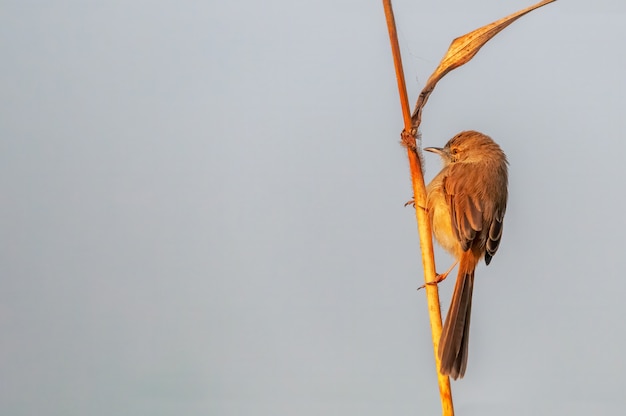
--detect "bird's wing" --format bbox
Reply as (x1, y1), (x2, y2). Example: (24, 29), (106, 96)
(442, 165), (484, 253)
(484, 206), (504, 265)
(443, 164), (506, 263)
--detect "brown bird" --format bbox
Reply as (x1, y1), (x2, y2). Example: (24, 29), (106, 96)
(425, 130), (508, 380)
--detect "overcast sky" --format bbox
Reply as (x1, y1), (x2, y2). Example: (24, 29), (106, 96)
(2, 1), (626, 415)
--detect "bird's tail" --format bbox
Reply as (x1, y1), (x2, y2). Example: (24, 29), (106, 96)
(438, 254), (477, 379)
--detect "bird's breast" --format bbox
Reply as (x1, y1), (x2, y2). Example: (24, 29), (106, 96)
(427, 183), (463, 259)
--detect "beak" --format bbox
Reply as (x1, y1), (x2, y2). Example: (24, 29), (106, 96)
(424, 146), (444, 155)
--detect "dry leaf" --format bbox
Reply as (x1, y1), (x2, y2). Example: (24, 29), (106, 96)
(411, 0), (556, 128)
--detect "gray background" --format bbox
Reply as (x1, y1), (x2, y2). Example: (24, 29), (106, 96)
(2, 1), (624, 415)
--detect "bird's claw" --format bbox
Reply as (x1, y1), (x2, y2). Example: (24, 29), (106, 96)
(417, 273), (447, 291)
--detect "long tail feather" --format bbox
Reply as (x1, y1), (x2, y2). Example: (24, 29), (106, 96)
(438, 256), (476, 379)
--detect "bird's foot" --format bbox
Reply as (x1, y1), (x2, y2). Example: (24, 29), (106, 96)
(416, 261), (458, 291)
(417, 273), (448, 291)
(404, 198), (426, 211)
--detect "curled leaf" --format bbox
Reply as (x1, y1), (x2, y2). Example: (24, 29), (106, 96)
(411, 0), (556, 128)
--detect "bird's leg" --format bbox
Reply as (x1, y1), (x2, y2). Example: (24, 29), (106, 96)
(417, 260), (459, 291)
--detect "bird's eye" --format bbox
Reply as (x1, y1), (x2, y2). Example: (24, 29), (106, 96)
(451, 148), (458, 155)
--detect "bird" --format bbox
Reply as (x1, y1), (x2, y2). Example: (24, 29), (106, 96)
(424, 130), (508, 379)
